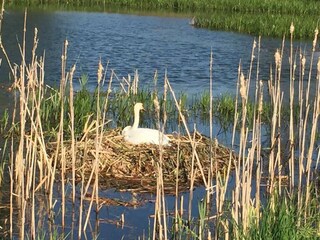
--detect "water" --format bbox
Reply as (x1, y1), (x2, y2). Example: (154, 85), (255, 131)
(0, 8), (317, 239)
(1, 9), (301, 94)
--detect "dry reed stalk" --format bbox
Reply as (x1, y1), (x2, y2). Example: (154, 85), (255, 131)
(231, 62), (241, 237)
(78, 148), (86, 239)
(305, 57), (320, 210)
(254, 37), (263, 223)
(254, 80), (263, 222)
(238, 70), (250, 232)
(9, 160), (13, 239)
(208, 50), (214, 237)
(101, 64), (114, 131)
(174, 107), (181, 234)
(12, 10), (29, 240)
(83, 60), (104, 232)
(69, 64), (77, 204)
(60, 39), (69, 228)
(165, 78), (208, 187)
(289, 23), (295, 191)
(161, 73), (168, 239)
(268, 44), (284, 196)
(96, 60), (104, 211)
(152, 72), (169, 240)
(188, 126), (198, 224)
(306, 28), (319, 107)
(15, 8), (27, 198)
(297, 51), (306, 211)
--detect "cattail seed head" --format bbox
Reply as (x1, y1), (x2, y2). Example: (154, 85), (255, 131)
(312, 28), (318, 50)
(153, 96), (160, 113)
(97, 61), (103, 84)
(239, 72), (247, 101)
(258, 80), (263, 113)
(274, 49), (281, 68)
(290, 22), (294, 35)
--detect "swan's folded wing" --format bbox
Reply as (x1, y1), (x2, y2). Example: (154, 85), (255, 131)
(123, 128), (170, 146)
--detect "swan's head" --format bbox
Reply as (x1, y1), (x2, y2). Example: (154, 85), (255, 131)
(134, 102), (144, 113)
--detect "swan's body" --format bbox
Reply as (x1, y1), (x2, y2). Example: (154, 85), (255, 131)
(122, 103), (170, 146)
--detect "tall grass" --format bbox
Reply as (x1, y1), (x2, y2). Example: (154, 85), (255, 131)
(8, 0), (320, 16)
(0, 3), (319, 240)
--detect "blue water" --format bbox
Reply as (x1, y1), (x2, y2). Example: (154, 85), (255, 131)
(0, 10), (294, 93)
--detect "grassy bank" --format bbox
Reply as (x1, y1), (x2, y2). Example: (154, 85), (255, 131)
(5, 0), (320, 39)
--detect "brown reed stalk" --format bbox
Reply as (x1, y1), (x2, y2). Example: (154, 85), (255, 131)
(289, 23), (295, 191)
(208, 50), (214, 237)
(165, 78), (208, 187)
(83, 60), (104, 232)
(95, 61), (103, 211)
(297, 50), (306, 211)
(231, 62), (241, 237)
(69, 64), (77, 204)
(305, 28), (319, 107)
(161, 72), (168, 239)
(13, 9), (29, 240)
(78, 127), (90, 239)
(305, 57), (320, 210)
(15, 8), (27, 198)
(174, 101), (181, 234)
(268, 45), (283, 196)
(254, 37), (263, 222)
(152, 71), (168, 240)
(239, 72), (250, 232)
(61, 39), (68, 229)
(188, 125), (198, 225)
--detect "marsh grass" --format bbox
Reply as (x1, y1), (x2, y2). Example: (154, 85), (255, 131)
(1, 82), (299, 142)
(242, 190), (320, 239)
(195, 12), (319, 39)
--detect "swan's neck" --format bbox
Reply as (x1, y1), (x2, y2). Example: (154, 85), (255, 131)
(132, 107), (140, 129)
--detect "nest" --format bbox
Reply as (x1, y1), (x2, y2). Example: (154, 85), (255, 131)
(48, 129), (237, 193)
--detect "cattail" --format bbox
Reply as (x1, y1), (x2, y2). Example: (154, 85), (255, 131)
(154, 96), (160, 113)
(258, 80), (263, 113)
(301, 55), (306, 76)
(290, 22), (294, 35)
(274, 49), (281, 68)
(239, 72), (247, 101)
(97, 60), (103, 84)
(312, 28), (318, 51)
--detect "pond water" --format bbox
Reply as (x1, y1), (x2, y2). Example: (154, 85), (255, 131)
(1, 9), (314, 96)
(0, 8), (317, 239)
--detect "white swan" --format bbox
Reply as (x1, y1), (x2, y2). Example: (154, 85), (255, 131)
(122, 103), (170, 146)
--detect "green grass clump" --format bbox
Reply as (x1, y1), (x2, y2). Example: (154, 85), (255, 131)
(239, 191), (320, 239)
(195, 12), (318, 39)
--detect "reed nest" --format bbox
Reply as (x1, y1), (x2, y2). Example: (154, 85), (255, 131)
(48, 129), (237, 193)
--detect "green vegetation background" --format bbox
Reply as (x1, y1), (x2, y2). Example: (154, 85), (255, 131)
(5, 0), (320, 39)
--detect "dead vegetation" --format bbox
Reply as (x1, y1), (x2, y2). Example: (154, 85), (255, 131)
(48, 129), (236, 193)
